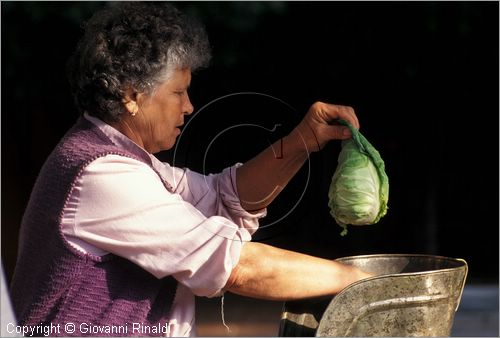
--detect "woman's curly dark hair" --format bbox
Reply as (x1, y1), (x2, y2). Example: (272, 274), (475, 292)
(67, 2), (211, 121)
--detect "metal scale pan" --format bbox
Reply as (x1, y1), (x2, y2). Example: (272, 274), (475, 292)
(279, 254), (468, 337)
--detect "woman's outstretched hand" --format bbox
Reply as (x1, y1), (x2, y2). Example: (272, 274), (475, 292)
(293, 101), (360, 153)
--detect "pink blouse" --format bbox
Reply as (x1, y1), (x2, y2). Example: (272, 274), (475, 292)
(60, 113), (266, 336)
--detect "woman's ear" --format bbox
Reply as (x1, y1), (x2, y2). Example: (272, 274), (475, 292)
(122, 88), (139, 116)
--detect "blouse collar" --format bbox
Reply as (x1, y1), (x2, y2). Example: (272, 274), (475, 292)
(83, 112), (152, 159)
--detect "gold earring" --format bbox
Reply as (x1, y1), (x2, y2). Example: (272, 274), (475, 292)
(130, 108), (138, 117)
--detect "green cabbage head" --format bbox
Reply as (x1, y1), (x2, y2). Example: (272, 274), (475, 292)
(328, 121), (389, 236)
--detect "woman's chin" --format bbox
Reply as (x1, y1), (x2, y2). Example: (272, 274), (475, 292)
(163, 138), (177, 152)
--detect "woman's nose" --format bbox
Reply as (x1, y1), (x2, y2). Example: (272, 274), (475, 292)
(184, 95), (194, 115)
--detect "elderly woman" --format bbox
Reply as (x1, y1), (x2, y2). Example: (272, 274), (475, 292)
(11, 2), (369, 337)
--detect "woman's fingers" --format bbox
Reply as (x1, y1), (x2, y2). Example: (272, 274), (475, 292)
(309, 102), (359, 145)
(299, 101), (361, 149)
(325, 124), (353, 140)
(320, 102), (360, 129)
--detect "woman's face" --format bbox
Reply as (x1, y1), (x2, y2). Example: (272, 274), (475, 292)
(135, 68), (194, 153)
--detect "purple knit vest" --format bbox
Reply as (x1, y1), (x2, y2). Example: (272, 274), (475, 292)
(11, 117), (177, 337)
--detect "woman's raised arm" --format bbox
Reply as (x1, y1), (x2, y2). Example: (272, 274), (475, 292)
(236, 101), (360, 212)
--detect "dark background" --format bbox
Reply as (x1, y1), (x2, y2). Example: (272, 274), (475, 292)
(2, 1), (498, 286)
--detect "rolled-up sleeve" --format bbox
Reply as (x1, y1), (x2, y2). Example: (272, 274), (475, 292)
(64, 155), (265, 297)
(163, 162), (267, 236)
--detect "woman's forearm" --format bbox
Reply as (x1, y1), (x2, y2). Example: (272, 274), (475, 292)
(235, 124), (315, 212)
(224, 242), (371, 301)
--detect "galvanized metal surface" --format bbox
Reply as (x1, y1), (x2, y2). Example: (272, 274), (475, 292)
(279, 254), (468, 337)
